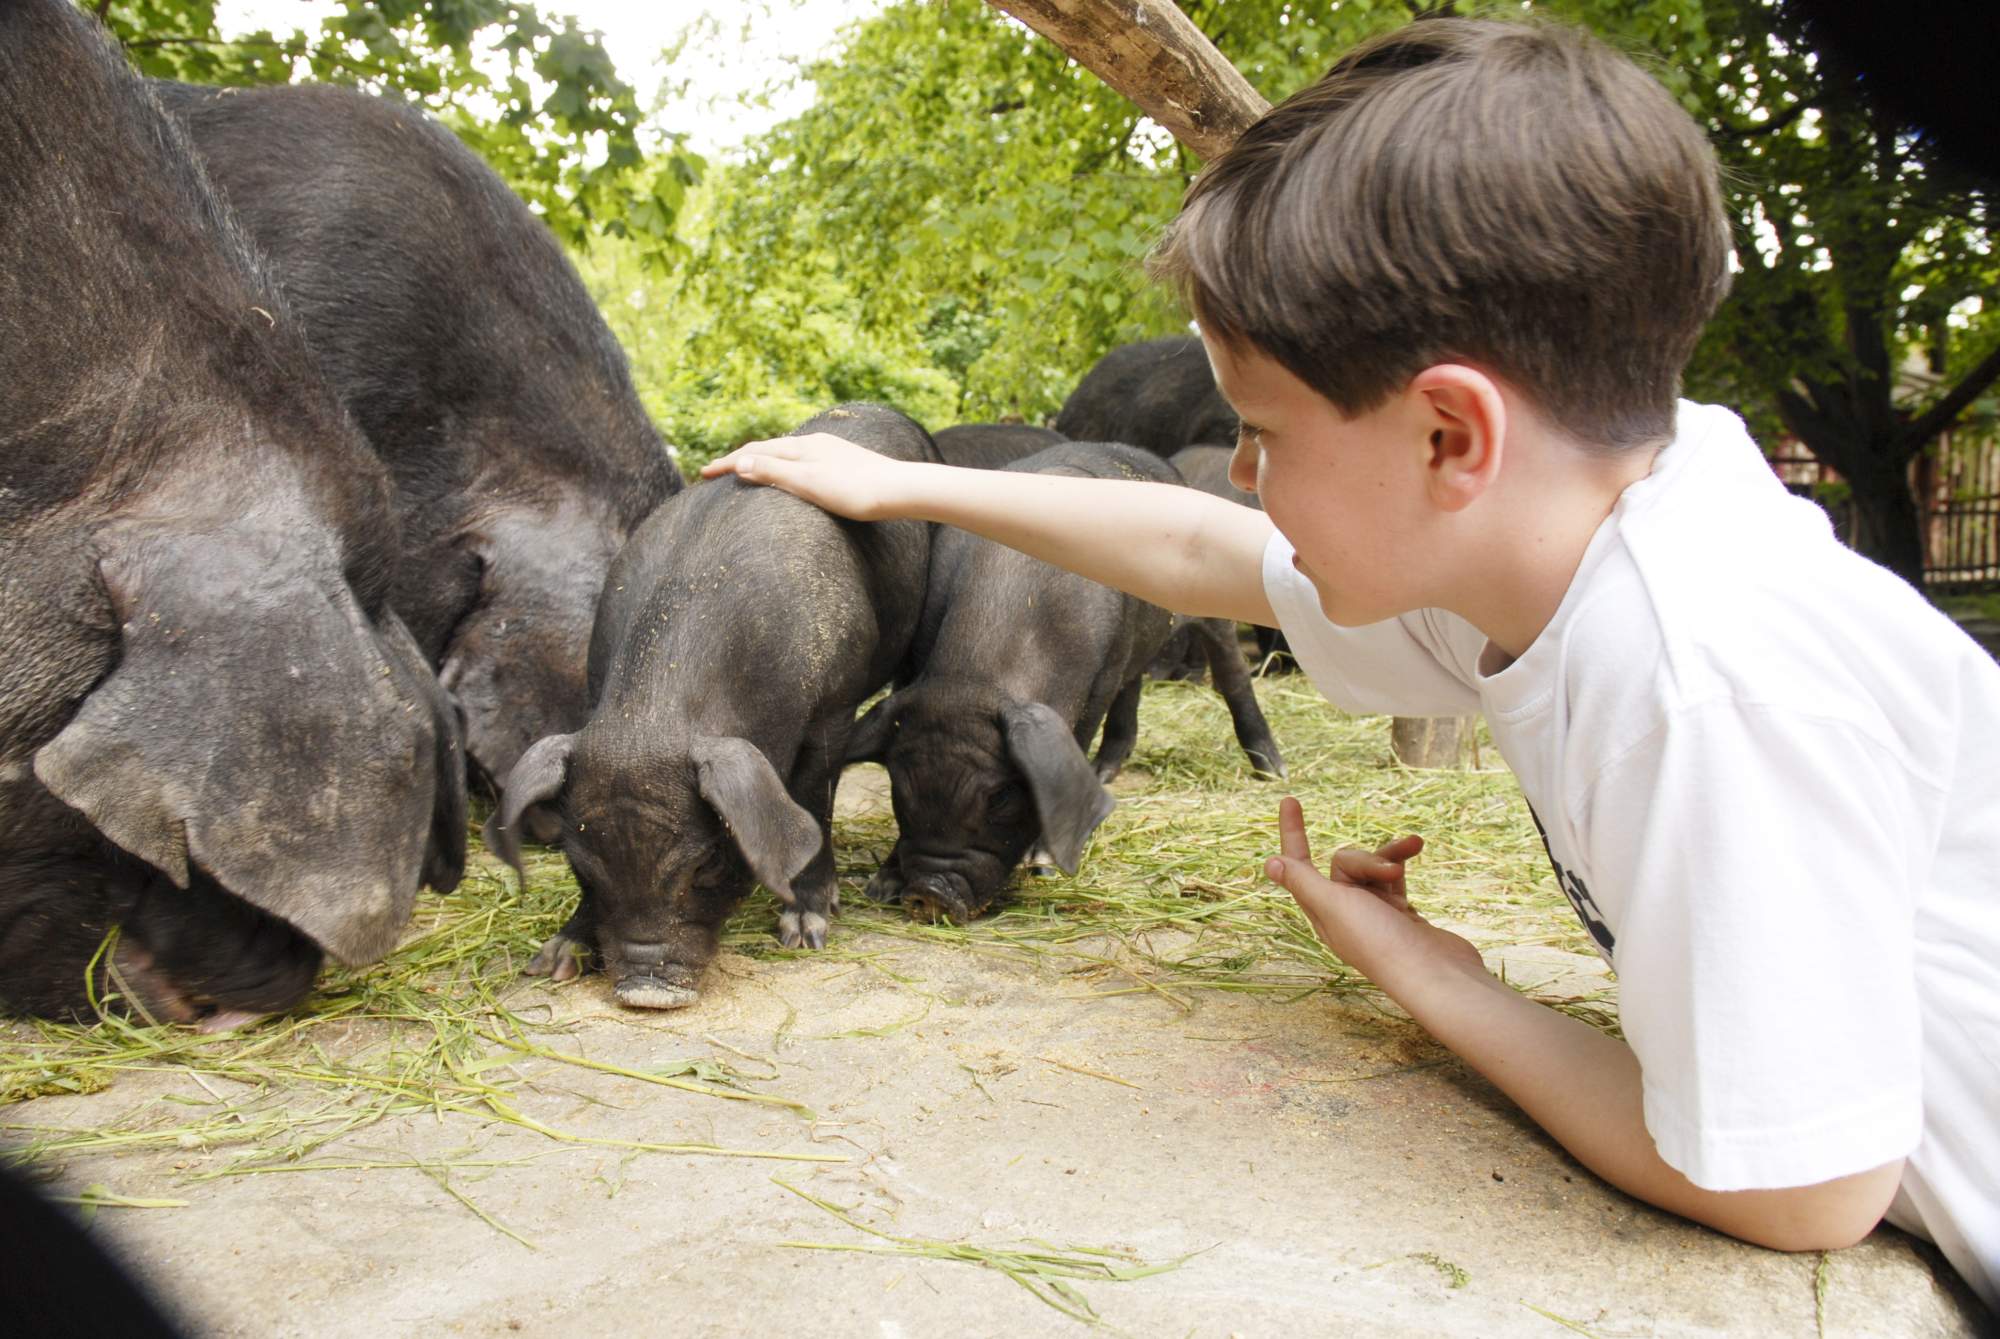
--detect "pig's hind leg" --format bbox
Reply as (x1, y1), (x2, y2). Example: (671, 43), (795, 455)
(1195, 619), (1285, 777)
(1091, 677), (1144, 783)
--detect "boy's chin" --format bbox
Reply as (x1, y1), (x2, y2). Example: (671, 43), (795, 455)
(1310, 578), (1396, 629)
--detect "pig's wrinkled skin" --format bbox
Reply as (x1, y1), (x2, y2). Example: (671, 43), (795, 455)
(487, 404), (936, 1009)
(156, 80), (684, 793)
(1054, 336), (1240, 456)
(0, 0), (466, 1023)
(849, 441), (1282, 927)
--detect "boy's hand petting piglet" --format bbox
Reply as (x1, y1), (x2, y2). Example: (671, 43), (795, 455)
(1264, 795), (1487, 987)
(703, 431), (920, 521)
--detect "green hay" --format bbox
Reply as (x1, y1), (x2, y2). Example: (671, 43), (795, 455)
(1520, 1301), (1605, 1337)
(1411, 1250), (1471, 1289)
(2, 679), (1608, 1217)
(773, 1178), (1197, 1326)
(736, 680), (1614, 1034)
(0, 866), (834, 1182)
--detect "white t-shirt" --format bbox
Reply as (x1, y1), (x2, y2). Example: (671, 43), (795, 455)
(1263, 401), (2000, 1308)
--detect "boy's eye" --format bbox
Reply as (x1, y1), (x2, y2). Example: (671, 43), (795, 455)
(1236, 421), (1264, 447)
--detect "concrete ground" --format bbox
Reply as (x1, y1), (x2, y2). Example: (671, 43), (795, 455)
(7, 771), (1988, 1338)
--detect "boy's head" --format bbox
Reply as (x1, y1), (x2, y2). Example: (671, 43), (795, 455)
(1151, 17), (1732, 454)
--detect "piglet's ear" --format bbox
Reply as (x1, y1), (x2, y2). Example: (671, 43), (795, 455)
(692, 735), (821, 901)
(485, 733), (575, 882)
(1002, 701), (1114, 876)
(844, 692), (903, 764)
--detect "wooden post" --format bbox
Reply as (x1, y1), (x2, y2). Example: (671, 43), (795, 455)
(987, 0), (1466, 767)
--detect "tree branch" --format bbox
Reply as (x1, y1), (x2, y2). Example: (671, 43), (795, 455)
(1713, 100), (1809, 139)
(983, 0), (1268, 161)
(1901, 339), (2000, 450)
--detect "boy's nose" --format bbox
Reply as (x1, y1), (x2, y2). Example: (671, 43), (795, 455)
(1228, 435), (1260, 494)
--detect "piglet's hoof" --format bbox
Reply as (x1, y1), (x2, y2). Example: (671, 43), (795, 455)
(614, 976), (699, 1010)
(864, 867), (906, 905)
(776, 909), (830, 950)
(194, 1008), (266, 1035)
(525, 931), (596, 983)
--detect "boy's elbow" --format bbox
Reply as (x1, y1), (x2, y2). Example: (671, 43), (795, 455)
(1708, 1160), (1904, 1254)
(1738, 1210), (1878, 1254)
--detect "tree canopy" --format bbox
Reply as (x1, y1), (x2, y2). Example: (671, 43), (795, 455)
(608, 0), (1995, 588)
(95, 0), (702, 257)
(96, 0), (1999, 583)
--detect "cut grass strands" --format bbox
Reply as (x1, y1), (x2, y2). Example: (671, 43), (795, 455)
(1039, 1057), (1142, 1090)
(772, 1179), (1196, 1326)
(1, 869), (835, 1197)
(1521, 1301), (1606, 1337)
(51, 1185), (191, 1217)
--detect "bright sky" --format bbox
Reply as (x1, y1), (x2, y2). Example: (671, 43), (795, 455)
(216, 0), (888, 155)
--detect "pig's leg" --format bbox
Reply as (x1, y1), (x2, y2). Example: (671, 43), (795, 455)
(1195, 619), (1286, 777)
(1092, 677), (1144, 783)
(865, 838), (910, 904)
(775, 737), (839, 950)
(526, 890), (599, 982)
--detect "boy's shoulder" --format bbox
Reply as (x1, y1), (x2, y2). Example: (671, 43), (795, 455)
(1561, 404), (1994, 780)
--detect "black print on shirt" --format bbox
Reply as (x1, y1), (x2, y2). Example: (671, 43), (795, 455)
(1528, 804), (1616, 957)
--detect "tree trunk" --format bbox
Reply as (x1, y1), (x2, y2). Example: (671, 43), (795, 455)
(1391, 715), (1470, 769)
(984, 0), (1269, 160)
(1845, 464), (1927, 587)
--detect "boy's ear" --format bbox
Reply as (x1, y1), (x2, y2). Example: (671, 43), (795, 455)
(1409, 365), (1506, 513)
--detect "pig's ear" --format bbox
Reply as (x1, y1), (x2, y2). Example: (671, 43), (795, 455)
(33, 531), (437, 964)
(693, 735), (821, 900)
(485, 733), (574, 882)
(844, 692), (903, 764)
(1002, 701), (1115, 875)
(382, 610), (468, 893)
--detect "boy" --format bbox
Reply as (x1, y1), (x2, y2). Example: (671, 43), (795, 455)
(706, 18), (1998, 1307)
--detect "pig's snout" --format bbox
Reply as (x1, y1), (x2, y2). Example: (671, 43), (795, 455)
(903, 871), (978, 926)
(608, 940), (701, 1010)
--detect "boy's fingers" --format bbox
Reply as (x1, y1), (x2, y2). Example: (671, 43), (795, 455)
(1276, 795), (1311, 862)
(1378, 834), (1424, 862)
(1330, 846), (1400, 883)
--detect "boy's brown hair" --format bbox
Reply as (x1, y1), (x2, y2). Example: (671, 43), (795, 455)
(1151, 17), (1732, 451)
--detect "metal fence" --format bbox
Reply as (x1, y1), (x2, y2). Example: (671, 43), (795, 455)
(1765, 431), (2000, 590)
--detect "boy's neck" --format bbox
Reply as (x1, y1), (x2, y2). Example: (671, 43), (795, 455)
(1455, 436), (1663, 670)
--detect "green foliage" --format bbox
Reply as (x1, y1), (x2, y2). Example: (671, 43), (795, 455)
(1668, 1), (1999, 463)
(94, 0), (703, 258)
(634, 0), (1995, 545)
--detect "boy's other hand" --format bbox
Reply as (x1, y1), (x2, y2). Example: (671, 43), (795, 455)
(702, 431), (915, 521)
(1265, 795), (1486, 984)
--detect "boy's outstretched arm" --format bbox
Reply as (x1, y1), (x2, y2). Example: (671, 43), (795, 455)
(703, 432), (1278, 625)
(1265, 797), (1904, 1252)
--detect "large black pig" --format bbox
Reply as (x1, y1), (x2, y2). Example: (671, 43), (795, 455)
(486, 405), (935, 1009)
(931, 423), (1065, 469)
(847, 441), (1282, 926)
(1054, 336), (1239, 453)
(0, 0), (465, 1023)
(155, 81), (684, 792)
